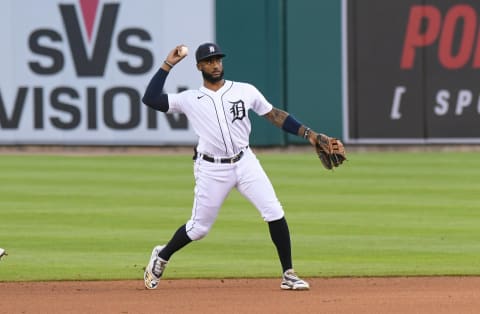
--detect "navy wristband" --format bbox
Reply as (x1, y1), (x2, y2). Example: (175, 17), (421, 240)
(282, 115), (302, 135)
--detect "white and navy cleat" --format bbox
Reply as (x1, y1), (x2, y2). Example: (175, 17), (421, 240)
(280, 269), (310, 290)
(144, 245), (168, 289)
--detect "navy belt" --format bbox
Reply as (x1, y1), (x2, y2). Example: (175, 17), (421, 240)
(201, 150), (245, 164)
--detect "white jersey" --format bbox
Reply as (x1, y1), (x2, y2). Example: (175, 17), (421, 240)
(168, 80), (273, 157)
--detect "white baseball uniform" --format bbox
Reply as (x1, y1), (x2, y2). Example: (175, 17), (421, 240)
(167, 80), (284, 240)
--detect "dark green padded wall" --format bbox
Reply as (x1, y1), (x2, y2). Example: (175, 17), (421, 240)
(216, 0), (342, 146)
(285, 0), (343, 142)
(216, 0), (285, 146)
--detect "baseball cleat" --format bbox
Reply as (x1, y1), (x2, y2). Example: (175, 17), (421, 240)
(280, 269), (310, 290)
(0, 248), (6, 260)
(144, 245), (168, 289)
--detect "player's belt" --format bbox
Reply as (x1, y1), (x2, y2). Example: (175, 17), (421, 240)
(201, 150), (245, 164)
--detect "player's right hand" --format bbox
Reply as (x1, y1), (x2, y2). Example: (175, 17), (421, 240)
(165, 45), (188, 66)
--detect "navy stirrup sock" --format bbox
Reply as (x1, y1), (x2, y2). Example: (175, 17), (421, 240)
(158, 224), (192, 261)
(268, 217), (293, 272)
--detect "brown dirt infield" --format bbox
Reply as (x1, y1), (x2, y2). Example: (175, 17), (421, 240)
(1, 277), (479, 313)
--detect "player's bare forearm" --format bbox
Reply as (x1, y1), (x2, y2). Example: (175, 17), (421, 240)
(264, 107), (318, 145)
(264, 107), (288, 128)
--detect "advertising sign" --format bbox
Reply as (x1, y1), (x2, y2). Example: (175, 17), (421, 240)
(0, 0), (214, 145)
(343, 0), (480, 143)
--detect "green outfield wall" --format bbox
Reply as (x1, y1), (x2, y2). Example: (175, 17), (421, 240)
(216, 0), (342, 146)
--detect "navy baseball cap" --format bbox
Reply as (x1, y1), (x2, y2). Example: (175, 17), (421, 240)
(195, 43), (226, 63)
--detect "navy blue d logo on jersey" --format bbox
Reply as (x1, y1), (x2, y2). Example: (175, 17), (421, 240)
(229, 100), (246, 122)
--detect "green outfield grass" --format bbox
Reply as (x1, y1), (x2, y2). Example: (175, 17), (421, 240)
(0, 151), (479, 281)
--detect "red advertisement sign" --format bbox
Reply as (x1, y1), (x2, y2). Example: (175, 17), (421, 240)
(343, 0), (480, 143)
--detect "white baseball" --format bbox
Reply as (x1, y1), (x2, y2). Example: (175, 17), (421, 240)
(178, 46), (189, 57)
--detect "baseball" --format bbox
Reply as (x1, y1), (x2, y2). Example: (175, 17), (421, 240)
(178, 45), (188, 57)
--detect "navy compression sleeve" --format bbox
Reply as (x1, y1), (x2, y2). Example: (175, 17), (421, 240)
(142, 68), (170, 112)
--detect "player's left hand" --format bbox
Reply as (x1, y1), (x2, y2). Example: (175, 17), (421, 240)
(307, 131), (347, 170)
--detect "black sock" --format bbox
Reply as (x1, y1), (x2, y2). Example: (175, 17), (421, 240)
(158, 224), (192, 261)
(268, 217), (292, 273)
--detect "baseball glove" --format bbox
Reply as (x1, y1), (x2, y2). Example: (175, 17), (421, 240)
(315, 134), (347, 170)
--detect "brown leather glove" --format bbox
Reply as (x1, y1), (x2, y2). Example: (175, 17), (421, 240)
(315, 134), (347, 170)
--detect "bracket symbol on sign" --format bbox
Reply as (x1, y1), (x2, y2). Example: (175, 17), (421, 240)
(391, 86), (406, 120)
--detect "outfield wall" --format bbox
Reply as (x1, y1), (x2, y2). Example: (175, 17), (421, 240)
(2, 0), (479, 146)
(343, 0), (480, 144)
(1, 0), (342, 147)
(0, 0), (214, 145)
(217, 0), (342, 146)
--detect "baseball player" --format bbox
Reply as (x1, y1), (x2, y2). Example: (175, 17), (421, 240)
(142, 43), (330, 291)
(0, 248), (6, 260)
